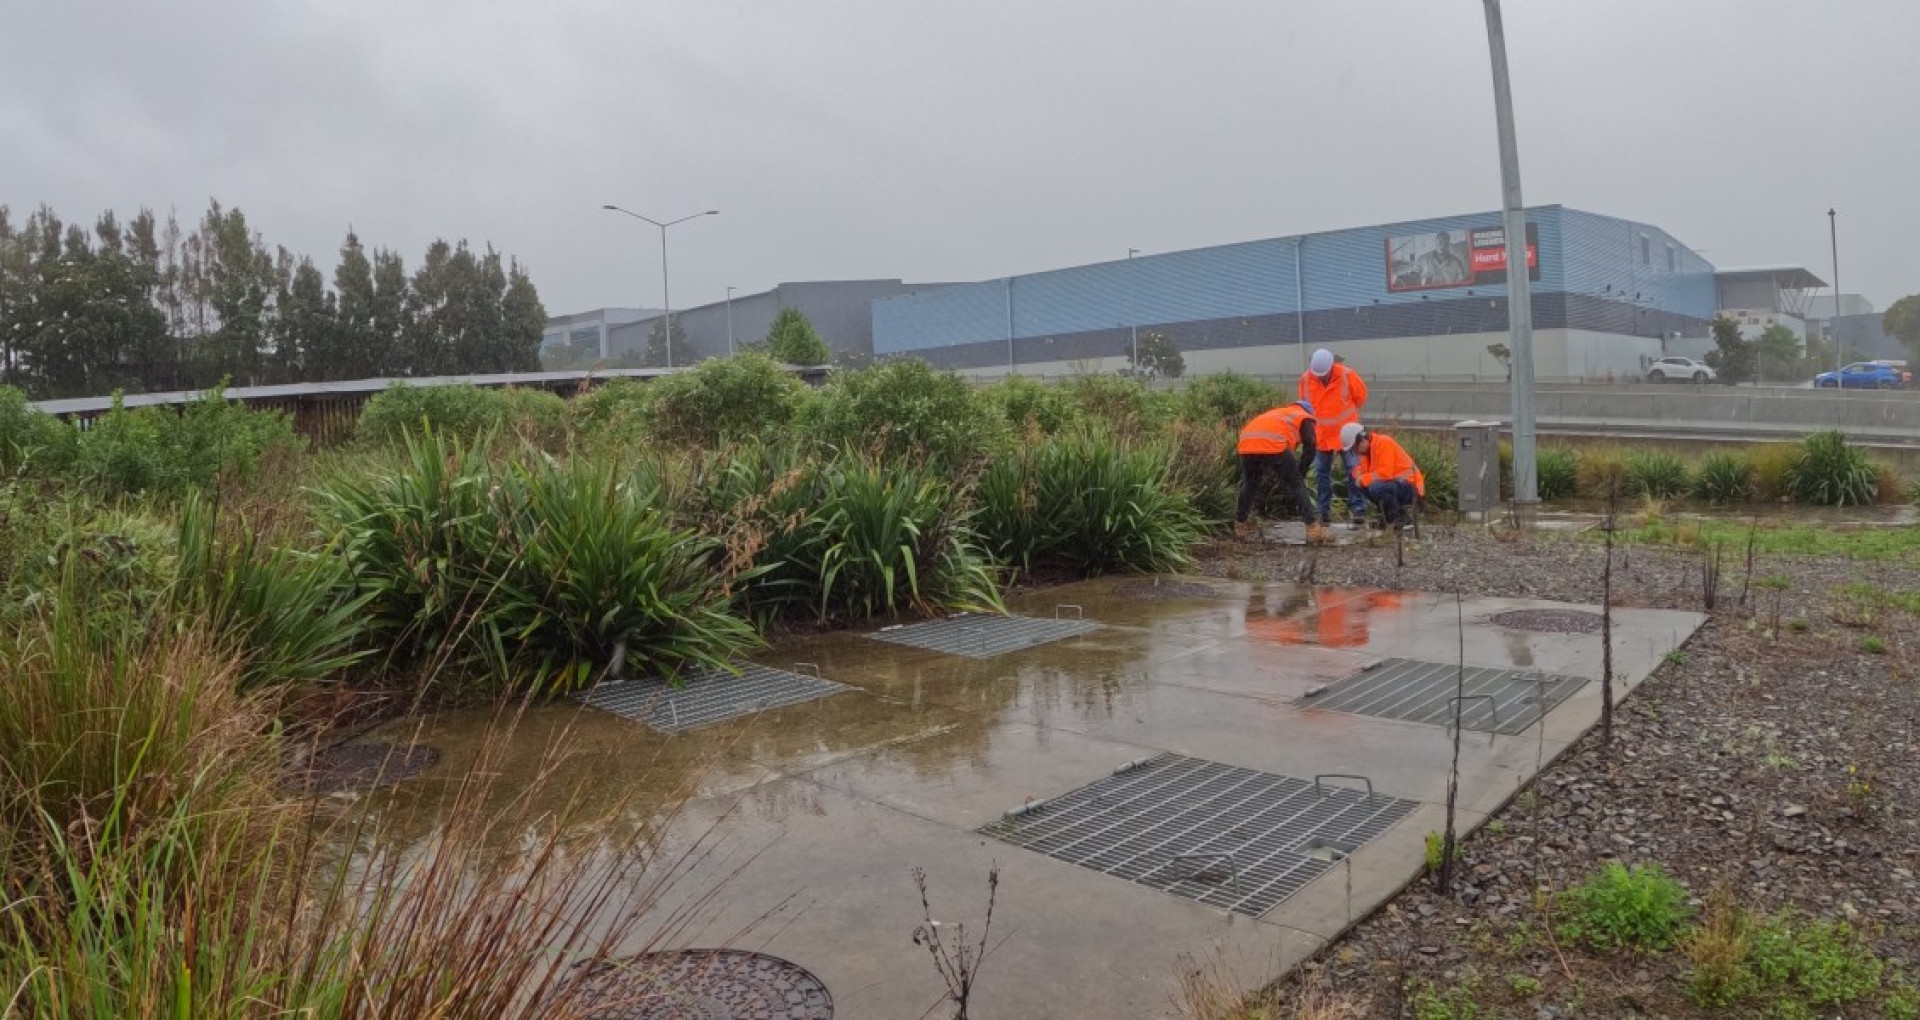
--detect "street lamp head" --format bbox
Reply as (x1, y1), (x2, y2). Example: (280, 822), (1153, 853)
(706, 210), (720, 216)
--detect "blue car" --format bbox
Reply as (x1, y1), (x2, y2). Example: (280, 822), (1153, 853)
(1814, 362), (1907, 389)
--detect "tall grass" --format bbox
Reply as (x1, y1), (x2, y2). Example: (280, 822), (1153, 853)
(1398, 432), (1457, 510)
(1577, 445), (1629, 499)
(1694, 451), (1755, 504)
(0, 585), (737, 1018)
(976, 430), (1204, 576)
(1625, 448), (1693, 499)
(1788, 430), (1879, 507)
(358, 382), (567, 450)
(1537, 445), (1580, 501)
(635, 352), (810, 448)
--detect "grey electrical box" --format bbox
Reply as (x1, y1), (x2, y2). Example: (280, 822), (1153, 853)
(1454, 420), (1504, 516)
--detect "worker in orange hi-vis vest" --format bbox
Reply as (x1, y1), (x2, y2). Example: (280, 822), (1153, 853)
(1340, 422), (1426, 530)
(1234, 398), (1331, 544)
(1298, 348), (1370, 528)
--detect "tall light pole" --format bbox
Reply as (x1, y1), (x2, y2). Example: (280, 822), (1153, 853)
(1828, 209), (1843, 371)
(1482, 0), (1538, 507)
(1127, 248), (1141, 372)
(725, 286), (737, 356)
(601, 205), (718, 369)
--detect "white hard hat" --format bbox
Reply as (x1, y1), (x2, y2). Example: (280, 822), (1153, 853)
(1339, 422), (1365, 451)
(1309, 349), (1335, 376)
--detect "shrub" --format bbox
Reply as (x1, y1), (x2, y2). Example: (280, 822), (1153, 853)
(315, 432), (759, 690)
(1788, 430), (1878, 507)
(980, 375), (1082, 437)
(798, 359), (1003, 468)
(357, 383), (566, 448)
(1177, 372), (1283, 428)
(975, 430), (1204, 576)
(1557, 861), (1692, 952)
(1163, 418), (1240, 524)
(1694, 450), (1754, 504)
(1747, 913), (1885, 1007)
(569, 376), (654, 443)
(1683, 888), (1756, 1008)
(172, 496), (372, 690)
(1749, 443), (1800, 502)
(1399, 432), (1458, 510)
(637, 352), (810, 448)
(1625, 448), (1693, 499)
(0, 384), (76, 476)
(73, 387), (301, 498)
(1064, 373), (1174, 440)
(1536, 445), (1579, 501)
(1874, 462), (1904, 505)
(1576, 445), (1629, 500)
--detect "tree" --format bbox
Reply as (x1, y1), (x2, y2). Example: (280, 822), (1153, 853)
(1755, 324), (1805, 383)
(1703, 313), (1754, 385)
(1127, 331), (1185, 380)
(643, 317), (687, 368)
(764, 307), (829, 365)
(1886, 294), (1920, 364)
(1486, 342), (1512, 381)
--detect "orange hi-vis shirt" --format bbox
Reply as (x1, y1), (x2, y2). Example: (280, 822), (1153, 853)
(1356, 433), (1426, 497)
(1237, 404), (1313, 455)
(1297, 363), (1369, 451)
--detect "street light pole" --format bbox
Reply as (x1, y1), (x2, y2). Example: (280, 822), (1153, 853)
(725, 286), (736, 356)
(1482, 0), (1538, 507)
(1828, 208), (1843, 372)
(601, 205), (718, 369)
(1127, 248), (1140, 372)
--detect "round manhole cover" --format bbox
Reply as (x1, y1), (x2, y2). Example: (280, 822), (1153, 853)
(1111, 579), (1219, 601)
(290, 741), (440, 794)
(1489, 609), (1604, 635)
(572, 950), (832, 1020)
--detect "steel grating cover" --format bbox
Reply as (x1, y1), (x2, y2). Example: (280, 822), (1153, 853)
(867, 613), (1099, 659)
(573, 663), (849, 734)
(978, 753), (1417, 917)
(1304, 658), (1586, 735)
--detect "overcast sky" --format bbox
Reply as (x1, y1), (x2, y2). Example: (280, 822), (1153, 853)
(4, 0), (1916, 318)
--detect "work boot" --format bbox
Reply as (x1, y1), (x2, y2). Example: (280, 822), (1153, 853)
(1305, 522), (1333, 545)
(1232, 520), (1251, 539)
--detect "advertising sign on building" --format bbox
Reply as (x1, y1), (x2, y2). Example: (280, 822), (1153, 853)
(1387, 223), (1539, 292)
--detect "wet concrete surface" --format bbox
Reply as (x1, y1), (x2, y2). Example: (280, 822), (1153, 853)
(363, 579), (1703, 1020)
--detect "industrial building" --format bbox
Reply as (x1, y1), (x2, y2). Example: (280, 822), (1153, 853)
(869, 206), (1824, 382)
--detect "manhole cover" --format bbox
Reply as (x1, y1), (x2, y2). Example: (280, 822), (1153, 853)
(868, 613), (1099, 659)
(571, 949), (832, 1019)
(291, 741), (439, 794)
(575, 663), (849, 734)
(979, 753), (1417, 917)
(1303, 658), (1587, 735)
(1111, 579), (1219, 601)
(1489, 609), (1604, 634)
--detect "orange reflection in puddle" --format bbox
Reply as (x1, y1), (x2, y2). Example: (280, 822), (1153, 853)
(1245, 587), (1406, 649)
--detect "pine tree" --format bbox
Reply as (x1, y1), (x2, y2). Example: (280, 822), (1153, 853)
(765, 307), (829, 364)
(333, 232), (380, 379)
(501, 260), (547, 373)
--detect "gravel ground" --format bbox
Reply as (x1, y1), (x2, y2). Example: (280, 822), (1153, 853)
(1191, 522), (1920, 1019)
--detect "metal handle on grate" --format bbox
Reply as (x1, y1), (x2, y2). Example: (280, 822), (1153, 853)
(792, 662), (823, 679)
(1055, 604), (1084, 620)
(1447, 694), (1499, 731)
(1159, 852), (1241, 894)
(1003, 796), (1051, 820)
(1314, 773), (1375, 800)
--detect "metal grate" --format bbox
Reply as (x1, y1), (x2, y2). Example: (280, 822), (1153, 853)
(574, 663), (849, 734)
(1302, 658), (1586, 735)
(867, 613), (1099, 659)
(979, 753), (1416, 917)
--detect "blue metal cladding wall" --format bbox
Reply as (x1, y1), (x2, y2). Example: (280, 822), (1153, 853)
(1558, 209), (1713, 319)
(871, 206), (1710, 359)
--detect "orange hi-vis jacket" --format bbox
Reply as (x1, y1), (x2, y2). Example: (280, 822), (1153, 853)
(1297, 364), (1369, 451)
(1356, 433), (1426, 497)
(1237, 404), (1313, 455)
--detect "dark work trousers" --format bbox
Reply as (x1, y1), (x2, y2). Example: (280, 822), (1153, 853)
(1237, 451), (1318, 525)
(1365, 479), (1418, 525)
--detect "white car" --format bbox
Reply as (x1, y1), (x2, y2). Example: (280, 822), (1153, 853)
(1645, 356), (1716, 383)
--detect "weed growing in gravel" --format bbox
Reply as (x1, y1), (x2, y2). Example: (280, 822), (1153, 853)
(1556, 861), (1692, 953)
(1664, 650), (1688, 666)
(1748, 913), (1886, 1008)
(1485, 818), (1505, 836)
(1424, 830), (1460, 875)
(1863, 635), (1888, 654)
(1788, 617), (1811, 633)
(1505, 973), (1541, 998)
(1616, 519), (1920, 562)
(1683, 887), (1755, 1007)
(1843, 764), (1875, 808)
(1406, 972), (1484, 1020)
(1840, 582), (1920, 616)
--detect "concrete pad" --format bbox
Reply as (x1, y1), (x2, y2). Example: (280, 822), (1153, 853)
(634, 777), (1324, 1020)
(371, 579), (1704, 1019)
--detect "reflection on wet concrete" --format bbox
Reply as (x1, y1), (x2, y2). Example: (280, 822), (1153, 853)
(340, 576), (1705, 1020)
